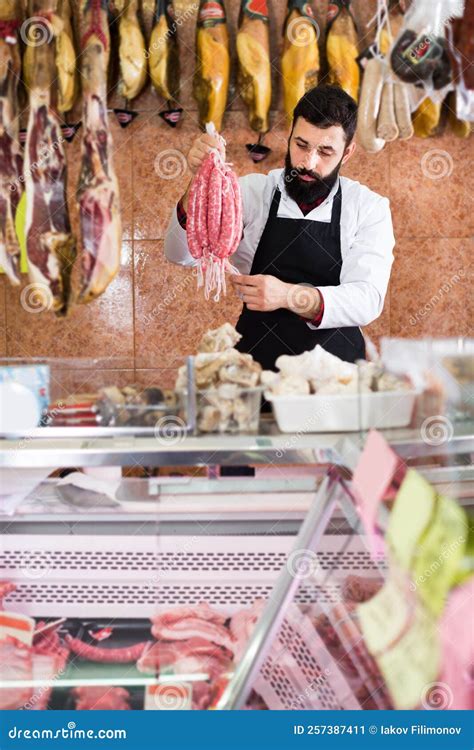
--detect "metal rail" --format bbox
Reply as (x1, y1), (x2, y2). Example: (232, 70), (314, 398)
(1, 423), (472, 468)
(217, 470), (341, 710)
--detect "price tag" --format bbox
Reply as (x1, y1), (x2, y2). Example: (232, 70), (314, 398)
(358, 572), (440, 710)
(352, 430), (399, 556)
(357, 570), (413, 656)
(387, 469), (435, 570)
(377, 602), (440, 710)
(0, 611), (35, 646)
(412, 494), (467, 616)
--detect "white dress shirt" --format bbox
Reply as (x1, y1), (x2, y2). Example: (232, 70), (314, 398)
(164, 169), (395, 330)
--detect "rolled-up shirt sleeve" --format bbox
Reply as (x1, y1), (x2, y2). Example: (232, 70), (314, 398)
(308, 196), (395, 330)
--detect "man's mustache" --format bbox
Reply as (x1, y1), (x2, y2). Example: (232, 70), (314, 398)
(295, 168), (320, 179)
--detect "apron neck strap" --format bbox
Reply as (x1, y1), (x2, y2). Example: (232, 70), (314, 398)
(270, 187), (282, 217)
(330, 182), (342, 225)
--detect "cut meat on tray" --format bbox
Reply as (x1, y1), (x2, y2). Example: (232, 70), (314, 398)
(191, 681), (214, 710)
(151, 618), (233, 651)
(0, 609), (69, 710)
(151, 603), (227, 625)
(341, 575), (383, 604)
(72, 686), (131, 710)
(229, 599), (265, 660)
(151, 603), (234, 651)
(137, 636), (232, 679)
(0, 637), (33, 709)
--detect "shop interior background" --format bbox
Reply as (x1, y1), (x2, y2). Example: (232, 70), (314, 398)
(0, 0), (472, 392)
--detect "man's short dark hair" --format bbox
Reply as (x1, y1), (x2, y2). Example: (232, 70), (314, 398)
(291, 84), (358, 144)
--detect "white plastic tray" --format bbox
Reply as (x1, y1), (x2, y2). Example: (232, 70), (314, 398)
(266, 389), (418, 433)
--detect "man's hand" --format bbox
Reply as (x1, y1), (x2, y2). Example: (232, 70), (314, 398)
(182, 133), (226, 212)
(187, 132), (225, 174)
(231, 274), (321, 318)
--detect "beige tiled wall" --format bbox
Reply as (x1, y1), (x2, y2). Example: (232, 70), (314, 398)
(0, 0), (472, 392)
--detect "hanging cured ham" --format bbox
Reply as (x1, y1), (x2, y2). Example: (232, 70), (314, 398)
(140, 0), (155, 39)
(0, 0), (22, 285)
(23, 1), (76, 315)
(193, 0), (230, 131)
(326, 0), (360, 102)
(236, 0), (271, 135)
(452, 0), (474, 89)
(281, 0), (320, 124)
(55, 0), (76, 113)
(22, 0), (76, 110)
(77, 0), (122, 303)
(149, 0), (180, 106)
(117, 0), (147, 101)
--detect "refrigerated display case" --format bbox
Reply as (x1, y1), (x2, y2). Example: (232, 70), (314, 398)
(0, 475), (327, 710)
(0, 455), (472, 711)
(1, 352), (473, 711)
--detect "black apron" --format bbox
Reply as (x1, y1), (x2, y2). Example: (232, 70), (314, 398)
(236, 184), (366, 370)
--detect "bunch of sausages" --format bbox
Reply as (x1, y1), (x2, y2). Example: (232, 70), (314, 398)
(187, 126), (242, 302)
(356, 56), (414, 153)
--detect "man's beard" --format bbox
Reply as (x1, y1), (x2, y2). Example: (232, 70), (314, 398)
(284, 150), (343, 205)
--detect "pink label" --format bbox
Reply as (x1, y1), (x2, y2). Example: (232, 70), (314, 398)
(352, 430), (399, 557)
